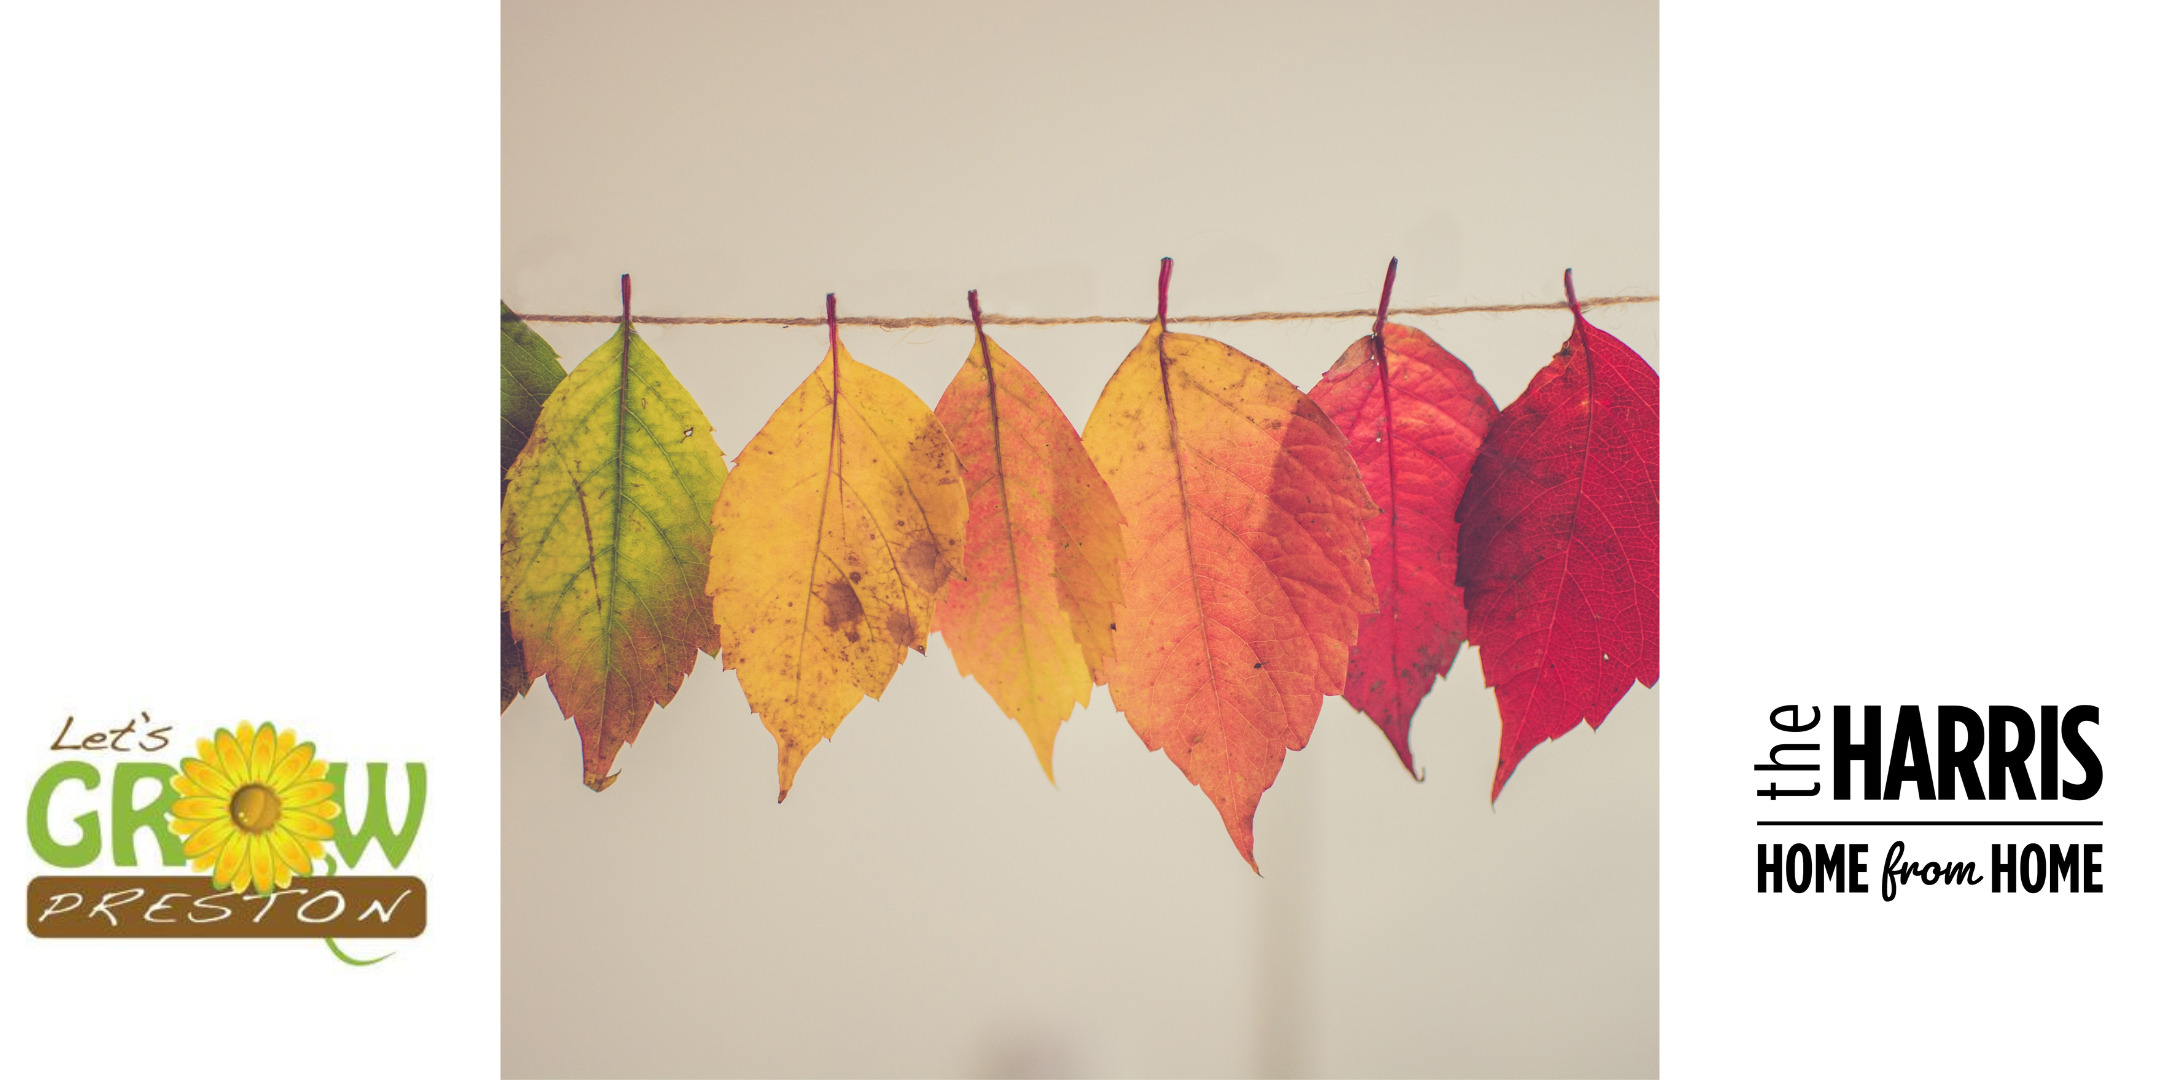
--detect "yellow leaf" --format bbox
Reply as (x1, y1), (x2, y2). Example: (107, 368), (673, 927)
(709, 304), (969, 800)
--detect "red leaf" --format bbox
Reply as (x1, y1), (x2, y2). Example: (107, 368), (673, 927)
(1307, 260), (1497, 776)
(1457, 270), (1658, 799)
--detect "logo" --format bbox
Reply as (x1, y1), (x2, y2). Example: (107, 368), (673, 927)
(26, 714), (427, 963)
(1752, 704), (2105, 901)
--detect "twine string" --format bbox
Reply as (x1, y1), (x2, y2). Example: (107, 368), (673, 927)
(509, 295), (1658, 328)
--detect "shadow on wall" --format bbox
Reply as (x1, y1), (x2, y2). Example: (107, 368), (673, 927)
(973, 1023), (1081, 1079)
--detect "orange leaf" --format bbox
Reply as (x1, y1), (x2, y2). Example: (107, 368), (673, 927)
(931, 292), (1124, 782)
(1080, 260), (1377, 869)
(708, 296), (970, 800)
(1307, 260), (1497, 775)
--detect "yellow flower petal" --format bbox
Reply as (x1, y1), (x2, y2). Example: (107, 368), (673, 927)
(302, 758), (329, 783)
(269, 829), (313, 878)
(171, 774), (207, 800)
(186, 754), (238, 797)
(267, 741), (315, 790)
(215, 729), (248, 785)
(170, 816), (211, 838)
(249, 725), (278, 782)
(298, 835), (325, 860)
(283, 812), (335, 841)
(265, 729), (299, 781)
(171, 797), (231, 822)
(271, 857), (294, 891)
(183, 820), (234, 859)
(249, 835), (276, 895)
(191, 850), (218, 873)
(216, 836), (248, 891)
(280, 780), (336, 810)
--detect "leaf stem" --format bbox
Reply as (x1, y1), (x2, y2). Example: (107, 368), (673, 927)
(1563, 268), (1581, 319)
(1373, 256), (1397, 339)
(827, 294), (841, 435)
(1157, 256), (1173, 325)
(621, 273), (632, 325)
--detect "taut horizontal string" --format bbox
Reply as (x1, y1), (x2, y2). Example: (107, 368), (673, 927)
(510, 294), (1658, 328)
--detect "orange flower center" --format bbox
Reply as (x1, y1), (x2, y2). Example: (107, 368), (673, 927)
(229, 783), (282, 834)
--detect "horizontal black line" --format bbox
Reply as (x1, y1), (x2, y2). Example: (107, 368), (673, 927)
(1756, 821), (2102, 827)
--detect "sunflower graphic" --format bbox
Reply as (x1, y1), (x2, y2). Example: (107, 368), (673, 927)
(166, 722), (341, 895)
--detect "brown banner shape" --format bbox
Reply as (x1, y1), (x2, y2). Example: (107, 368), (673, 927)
(27, 876), (425, 938)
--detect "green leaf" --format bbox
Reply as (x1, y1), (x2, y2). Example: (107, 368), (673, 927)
(502, 302), (567, 485)
(501, 304), (568, 711)
(501, 317), (729, 789)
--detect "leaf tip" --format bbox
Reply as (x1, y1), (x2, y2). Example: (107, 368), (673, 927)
(1490, 756), (1519, 804)
(585, 769), (620, 793)
(1029, 731), (1060, 787)
(1396, 747), (1422, 782)
(1224, 813), (1261, 874)
(777, 744), (808, 804)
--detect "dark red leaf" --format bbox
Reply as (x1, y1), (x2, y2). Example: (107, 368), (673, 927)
(1457, 271), (1658, 799)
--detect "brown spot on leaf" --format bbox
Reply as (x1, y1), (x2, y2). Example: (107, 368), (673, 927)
(820, 578), (864, 632)
(886, 608), (916, 647)
(897, 534), (948, 594)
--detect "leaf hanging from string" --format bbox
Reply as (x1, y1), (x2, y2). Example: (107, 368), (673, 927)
(931, 292), (1124, 782)
(1081, 259), (1376, 870)
(1457, 270), (1659, 799)
(501, 277), (730, 789)
(1307, 260), (1497, 776)
(708, 296), (969, 801)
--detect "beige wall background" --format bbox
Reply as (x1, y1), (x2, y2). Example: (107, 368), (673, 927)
(502, 2), (1656, 1076)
